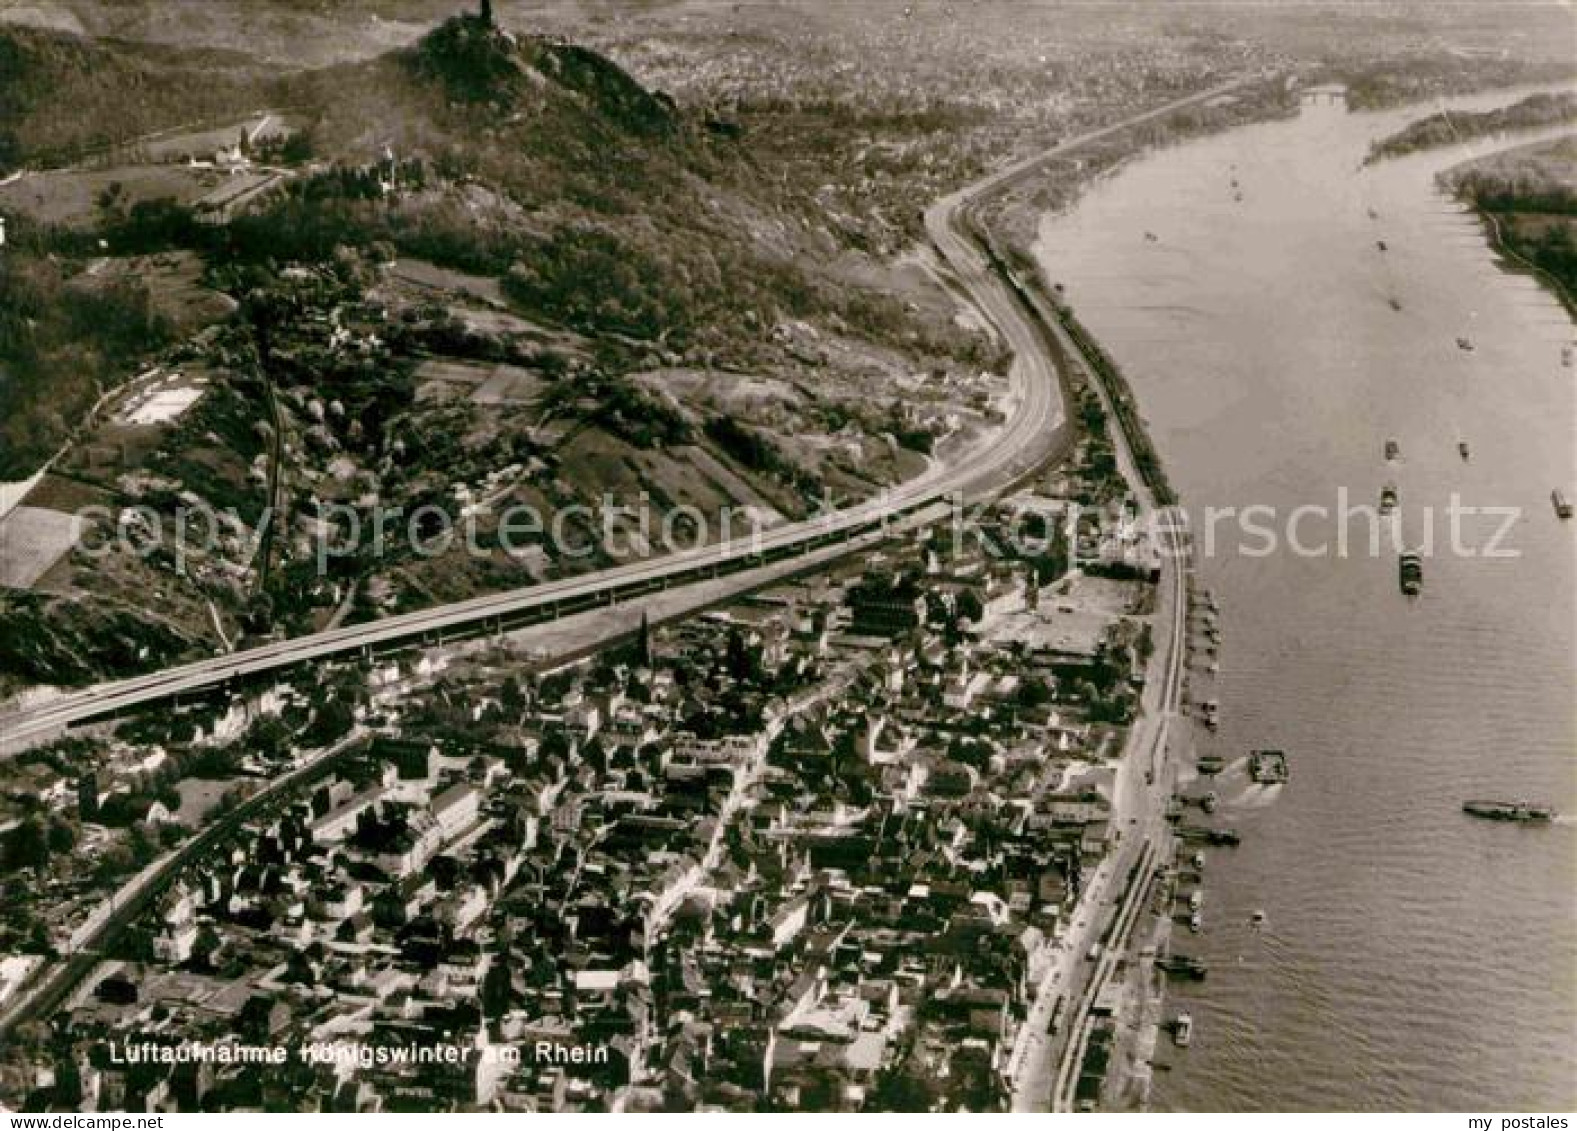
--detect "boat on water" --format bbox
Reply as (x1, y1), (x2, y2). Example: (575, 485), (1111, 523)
(1180, 825), (1241, 846)
(1156, 954), (1208, 980)
(1384, 438), (1400, 461)
(1554, 490), (1573, 520)
(1456, 336), (1475, 352)
(1399, 550), (1423, 596)
(1173, 1013), (1194, 1047)
(1458, 440), (1470, 461)
(1379, 484), (1398, 514)
(1463, 799), (1555, 822)
(1249, 749), (1290, 785)
(1196, 754), (1226, 775)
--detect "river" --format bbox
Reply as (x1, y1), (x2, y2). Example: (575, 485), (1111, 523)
(1034, 86), (1577, 1110)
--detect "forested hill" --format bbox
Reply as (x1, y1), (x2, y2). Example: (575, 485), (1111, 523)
(0, 7), (1002, 687)
(0, 25), (271, 171)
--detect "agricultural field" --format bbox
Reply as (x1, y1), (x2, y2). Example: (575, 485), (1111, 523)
(0, 506), (81, 589)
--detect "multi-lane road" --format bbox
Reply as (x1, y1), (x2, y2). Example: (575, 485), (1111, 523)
(2, 85), (1237, 760)
(0, 367), (1052, 754)
(0, 156), (1076, 753)
(0, 77), (1246, 757)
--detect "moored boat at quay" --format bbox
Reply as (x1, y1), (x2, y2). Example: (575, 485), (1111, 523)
(1462, 800), (1554, 822)
(1156, 954), (1208, 981)
(1180, 825), (1241, 846)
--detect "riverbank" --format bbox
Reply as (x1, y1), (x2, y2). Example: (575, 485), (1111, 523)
(972, 82), (1267, 1114)
(1002, 268), (1197, 1111)
(1438, 133), (1577, 317)
(979, 76), (1300, 251)
(1474, 206), (1577, 318)
(979, 201), (1199, 1117)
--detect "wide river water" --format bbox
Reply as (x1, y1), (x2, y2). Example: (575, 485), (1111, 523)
(1035, 87), (1576, 1110)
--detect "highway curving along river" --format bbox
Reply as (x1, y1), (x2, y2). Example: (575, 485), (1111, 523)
(1034, 84), (1576, 1111)
(0, 79), (1253, 758)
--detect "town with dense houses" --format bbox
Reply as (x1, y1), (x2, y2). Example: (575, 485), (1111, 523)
(0, 469), (1164, 1111)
